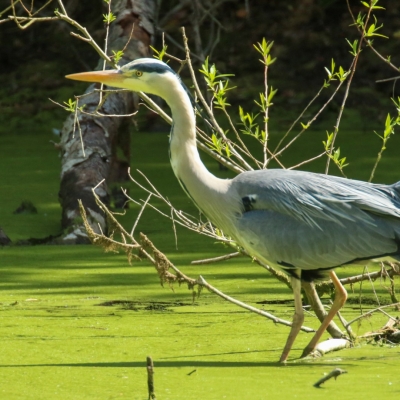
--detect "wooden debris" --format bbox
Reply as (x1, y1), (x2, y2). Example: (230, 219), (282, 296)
(310, 338), (350, 358)
(147, 356), (156, 400)
(360, 316), (400, 343)
(314, 368), (348, 388)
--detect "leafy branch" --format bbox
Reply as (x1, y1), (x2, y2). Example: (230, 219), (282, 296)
(369, 102), (400, 182)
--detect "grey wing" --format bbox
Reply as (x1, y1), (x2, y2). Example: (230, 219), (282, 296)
(232, 170), (400, 270)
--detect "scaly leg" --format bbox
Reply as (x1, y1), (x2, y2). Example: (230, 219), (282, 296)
(279, 276), (304, 363)
(302, 280), (343, 338)
(301, 271), (348, 357)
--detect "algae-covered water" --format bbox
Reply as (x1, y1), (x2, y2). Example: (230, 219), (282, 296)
(0, 128), (399, 399)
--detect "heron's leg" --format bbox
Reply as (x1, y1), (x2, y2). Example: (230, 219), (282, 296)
(301, 271), (348, 357)
(302, 281), (343, 338)
(279, 276), (304, 363)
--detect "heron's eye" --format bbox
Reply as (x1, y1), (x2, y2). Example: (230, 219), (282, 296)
(135, 70), (143, 77)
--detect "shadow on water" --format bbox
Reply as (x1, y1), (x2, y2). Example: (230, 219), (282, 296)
(0, 359), (349, 369)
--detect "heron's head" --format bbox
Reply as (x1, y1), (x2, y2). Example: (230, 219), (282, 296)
(66, 58), (177, 96)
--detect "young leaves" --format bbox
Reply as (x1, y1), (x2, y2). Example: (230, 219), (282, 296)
(345, 39), (359, 56)
(151, 45), (168, 62)
(361, 0), (385, 11)
(63, 98), (85, 113)
(323, 132), (348, 171)
(207, 133), (231, 158)
(369, 107), (400, 182)
(239, 106), (262, 141)
(324, 59), (350, 86)
(253, 38), (276, 67)
(111, 50), (124, 64)
(199, 57), (235, 109)
(365, 16), (388, 39)
(103, 12), (116, 24)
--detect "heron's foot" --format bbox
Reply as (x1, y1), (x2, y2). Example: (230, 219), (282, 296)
(279, 352), (289, 363)
(300, 345), (315, 358)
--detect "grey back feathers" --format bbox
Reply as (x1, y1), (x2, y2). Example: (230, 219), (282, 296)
(231, 169), (400, 274)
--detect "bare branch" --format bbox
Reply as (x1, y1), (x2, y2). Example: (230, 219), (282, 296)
(191, 252), (241, 265)
(345, 302), (400, 329)
(197, 275), (314, 332)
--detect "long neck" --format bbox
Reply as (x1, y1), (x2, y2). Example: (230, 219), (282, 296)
(159, 76), (233, 224)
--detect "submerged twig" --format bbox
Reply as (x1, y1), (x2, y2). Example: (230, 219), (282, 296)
(147, 356), (156, 400)
(313, 368), (348, 388)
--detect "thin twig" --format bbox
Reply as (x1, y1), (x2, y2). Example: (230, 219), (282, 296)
(325, 2), (375, 174)
(273, 83), (326, 155)
(288, 152), (326, 170)
(272, 80), (346, 160)
(181, 27), (254, 172)
(54, 9), (115, 67)
(376, 76), (400, 83)
(197, 276), (314, 332)
(262, 54), (270, 168)
(130, 194), (152, 236)
(345, 302), (400, 329)
(191, 252), (241, 265)
(346, 0), (400, 74)
(336, 309), (355, 340)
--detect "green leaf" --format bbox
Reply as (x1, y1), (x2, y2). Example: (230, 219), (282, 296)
(384, 113), (393, 138)
(254, 39), (276, 66)
(267, 87), (278, 105)
(224, 144), (231, 158)
(323, 132), (334, 150)
(103, 12), (116, 24)
(345, 38), (359, 56)
(300, 122), (310, 130)
(111, 50), (124, 64)
(207, 133), (223, 154)
(324, 59), (336, 80)
(150, 45), (168, 61)
(63, 99), (85, 113)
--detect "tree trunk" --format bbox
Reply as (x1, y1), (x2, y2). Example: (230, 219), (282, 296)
(58, 0), (156, 243)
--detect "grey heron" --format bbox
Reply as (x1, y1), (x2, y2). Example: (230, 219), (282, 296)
(67, 58), (400, 362)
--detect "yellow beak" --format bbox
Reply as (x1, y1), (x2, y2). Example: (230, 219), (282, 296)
(65, 69), (122, 85)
